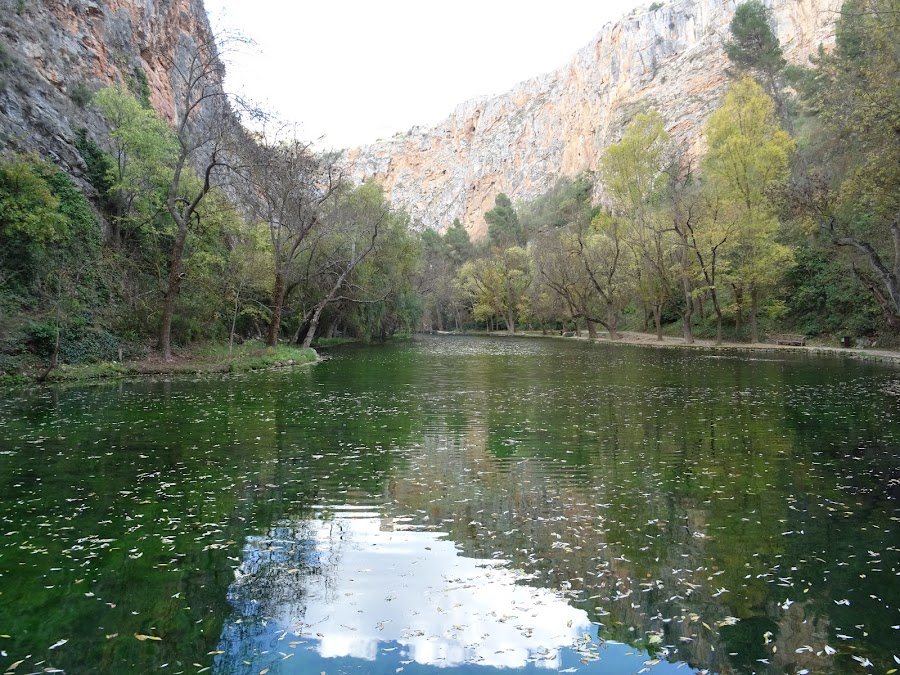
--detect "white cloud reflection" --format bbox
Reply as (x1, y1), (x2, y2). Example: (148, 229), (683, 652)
(230, 507), (591, 669)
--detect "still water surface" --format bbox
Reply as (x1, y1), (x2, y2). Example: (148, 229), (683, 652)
(0, 336), (898, 674)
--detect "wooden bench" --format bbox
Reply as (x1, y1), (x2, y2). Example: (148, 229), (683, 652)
(772, 334), (807, 346)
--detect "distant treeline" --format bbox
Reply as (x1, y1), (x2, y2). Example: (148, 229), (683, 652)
(0, 0), (897, 380)
(423, 0), (899, 345)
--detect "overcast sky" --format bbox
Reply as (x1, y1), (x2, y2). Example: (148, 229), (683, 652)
(204, 0), (641, 150)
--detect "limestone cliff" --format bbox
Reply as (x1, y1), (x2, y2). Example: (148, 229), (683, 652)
(343, 0), (841, 238)
(0, 0), (214, 188)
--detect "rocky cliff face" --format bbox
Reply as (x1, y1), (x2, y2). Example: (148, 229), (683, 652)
(0, 0), (214, 188)
(343, 0), (841, 238)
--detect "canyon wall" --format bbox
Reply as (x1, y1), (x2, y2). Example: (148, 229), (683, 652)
(0, 0), (214, 190)
(343, 0), (841, 238)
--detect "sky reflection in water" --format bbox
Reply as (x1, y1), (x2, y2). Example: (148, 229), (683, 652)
(0, 335), (897, 674)
(217, 507), (692, 674)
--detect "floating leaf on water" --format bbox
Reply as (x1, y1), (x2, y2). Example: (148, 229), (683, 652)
(134, 633), (162, 641)
(48, 639), (68, 650)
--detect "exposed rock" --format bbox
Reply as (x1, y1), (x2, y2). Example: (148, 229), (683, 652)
(0, 0), (215, 189)
(343, 0), (841, 238)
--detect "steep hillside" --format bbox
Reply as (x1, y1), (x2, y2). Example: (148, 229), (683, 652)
(0, 0), (214, 192)
(343, 0), (841, 237)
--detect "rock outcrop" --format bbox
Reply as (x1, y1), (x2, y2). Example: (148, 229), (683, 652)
(343, 0), (841, 238)
(0, 0), (214, 188)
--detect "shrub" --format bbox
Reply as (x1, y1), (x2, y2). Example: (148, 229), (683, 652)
(70, 81), (93, 107)
(24, 320), (56, 356)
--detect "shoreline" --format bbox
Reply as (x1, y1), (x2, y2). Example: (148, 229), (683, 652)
(0, 343), (320, 388)
(476, 329), (900, 366)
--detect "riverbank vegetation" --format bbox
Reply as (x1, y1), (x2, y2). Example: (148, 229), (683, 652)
(1, 0), (897, 383)
(428, 0), (899, 347)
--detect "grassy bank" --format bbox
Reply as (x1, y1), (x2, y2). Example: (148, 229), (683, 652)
(0, 341), (318, 387)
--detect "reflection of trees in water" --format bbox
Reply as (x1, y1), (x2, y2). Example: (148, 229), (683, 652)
(227, 516), (348, 619)
(385, 417), (870, 675)
(215, 515), (351, 673)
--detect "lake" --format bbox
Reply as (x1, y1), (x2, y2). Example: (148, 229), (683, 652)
(0, 335), (897, 674)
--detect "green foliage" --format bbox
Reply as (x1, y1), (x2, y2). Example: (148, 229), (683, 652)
(130, 67), (152, 107)
(74, 128), (115, 205)
(784, 245), (883, 336)
(41, 166), (101, 254)
(602, 111), (670, 218)
(228, 345), (317, 372)
(485, 193), (525, 248)
(0, 40), (14, 70)
(724, 1), (785, 80)
(443, 218), (473, 263)
(794, 0), (900, 326)
(519, 174), (596, 233)
(0, 156), (67, 292)
(23, 320), (56, 356)
(69, 81), (93, 107)
(649, 2), (663, 11)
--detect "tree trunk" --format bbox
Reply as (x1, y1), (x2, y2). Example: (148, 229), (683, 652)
(266, 269), (287, 347)
(607, 304), (620, 340)
(506, 311), (515, 335)
(750, 287), (760, 344)
(301, 302), (326, 349)
(38, 310), (61, 383)
(681, 278), (694, 344)
(654, 304), (663, 341)
(710, 289), (723, 345)
(158, 224), (189, 360)
(587, 319), (598, 339)
(229, 286), (241, 359)
(326, 317), (340, 338)
(733, 284), (743, 336)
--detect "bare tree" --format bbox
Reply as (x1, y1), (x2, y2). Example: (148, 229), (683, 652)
(157, 32), (239, 359)
(235, 123), (341, 346)
(290, 184), (386, 348)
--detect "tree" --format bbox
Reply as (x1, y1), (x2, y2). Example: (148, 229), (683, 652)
(294, 181), (386, 348)
(157, 33), (237, 359)
(93, 86), (175, 246)
(0, 156), (67, 292)
(458, 246), (530, 334)
(796, 0), (900, 329)
(485, 193), (525, 248)
(703, 77), (794, 342)
(222, 224), (272, 357)
(235, 124), (340, 346)
(532, 226), (605, 337)
(725, 1), (786, 98)
(577, 212), (633, 339)
(601, 111), (674, 340)
(444, 218), (474, 264)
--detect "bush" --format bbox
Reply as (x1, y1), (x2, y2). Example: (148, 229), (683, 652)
(130, 67), (151, 107)
(74, 128), (114, 204)
(58, 326), (122, 364)
(24, 320), (56, 356)
(70, 81), (93, 107)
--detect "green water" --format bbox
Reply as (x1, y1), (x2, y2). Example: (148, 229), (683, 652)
(0, 335), (897, 675)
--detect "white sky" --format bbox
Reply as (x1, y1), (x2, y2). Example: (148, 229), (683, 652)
(204, 0), (642, 150)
